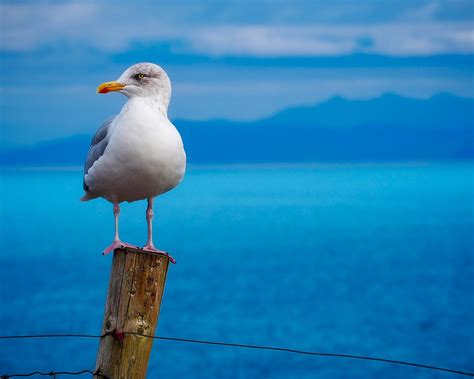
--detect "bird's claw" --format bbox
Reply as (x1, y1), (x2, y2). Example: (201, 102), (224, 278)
(103, 240), (136, 255)
(141, 245), (176, 264)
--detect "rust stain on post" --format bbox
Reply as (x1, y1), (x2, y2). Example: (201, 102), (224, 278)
(94, 247), (170, 379)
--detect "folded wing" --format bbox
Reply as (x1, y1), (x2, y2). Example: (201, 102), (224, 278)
(83, 115), (116, 192)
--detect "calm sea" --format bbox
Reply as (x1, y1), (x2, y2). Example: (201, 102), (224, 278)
(1, 163), (473, 378)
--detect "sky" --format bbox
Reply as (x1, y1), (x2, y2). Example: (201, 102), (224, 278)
(0, 0), (473, 146)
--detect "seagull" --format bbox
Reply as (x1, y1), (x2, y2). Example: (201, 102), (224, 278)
(81, 62), (186, 257)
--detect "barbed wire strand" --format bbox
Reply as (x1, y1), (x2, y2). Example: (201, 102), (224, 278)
(1, 333), (473, 377)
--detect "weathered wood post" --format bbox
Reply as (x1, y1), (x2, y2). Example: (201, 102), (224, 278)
(94, 247), (172, 379)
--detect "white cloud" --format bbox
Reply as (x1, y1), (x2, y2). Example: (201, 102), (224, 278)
(1, 2), (99, 51)
(403, 1), (441, 21)
(0, 2), (173, 52)
(189, 23), (474, 57)
(0, 1), (473, 56)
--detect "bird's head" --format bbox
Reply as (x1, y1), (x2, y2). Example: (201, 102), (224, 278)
(97, 62), (171, 105)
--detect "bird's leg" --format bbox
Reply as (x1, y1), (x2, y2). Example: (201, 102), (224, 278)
(143, 197), (156, 250)
(113, 201), (120, 241)
(142, 197), (165, 254)
(103, 201), (134, 255)
(145, 197), (155, 248)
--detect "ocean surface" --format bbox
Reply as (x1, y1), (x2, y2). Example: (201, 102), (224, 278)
(1, 163), (473, 378)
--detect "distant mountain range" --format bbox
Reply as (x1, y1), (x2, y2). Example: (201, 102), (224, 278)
(1, 93), (473, 166)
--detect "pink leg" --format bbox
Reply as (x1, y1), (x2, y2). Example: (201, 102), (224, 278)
(143, 198), (164, 252)
(141, 198), (176, 263)
(103, 201), (135, 255)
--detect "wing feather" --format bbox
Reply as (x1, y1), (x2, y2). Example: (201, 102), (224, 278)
(83, 115), (116, 192)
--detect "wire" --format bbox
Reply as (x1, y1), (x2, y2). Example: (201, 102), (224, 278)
(1, 332), (473, 377)
(0, 334), (101, 340)
(150, 335), (474, 377)
(1, 369), (107, 378)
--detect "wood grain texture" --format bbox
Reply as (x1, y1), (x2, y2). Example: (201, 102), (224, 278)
(94, 248), (170, 379)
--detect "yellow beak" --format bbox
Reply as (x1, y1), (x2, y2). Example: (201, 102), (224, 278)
(97, 81), (125, 94)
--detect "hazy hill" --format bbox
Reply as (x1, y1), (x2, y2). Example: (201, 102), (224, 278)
(1, 93), (473, 166)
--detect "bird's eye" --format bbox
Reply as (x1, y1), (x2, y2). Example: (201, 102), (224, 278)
(135, 73), (145, 79)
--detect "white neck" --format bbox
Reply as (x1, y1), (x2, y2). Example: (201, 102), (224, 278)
(126, 95), (170, 119)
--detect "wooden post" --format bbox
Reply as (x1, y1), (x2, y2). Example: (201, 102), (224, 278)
(94, 247), (171, 379)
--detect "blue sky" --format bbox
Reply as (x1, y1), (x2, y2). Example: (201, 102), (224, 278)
(1, 0), (473, 146)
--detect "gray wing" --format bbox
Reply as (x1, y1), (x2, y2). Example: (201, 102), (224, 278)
(83, 115), (116, 191)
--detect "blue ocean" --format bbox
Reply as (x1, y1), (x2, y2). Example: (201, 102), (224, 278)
(1, 163), (473, 378)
